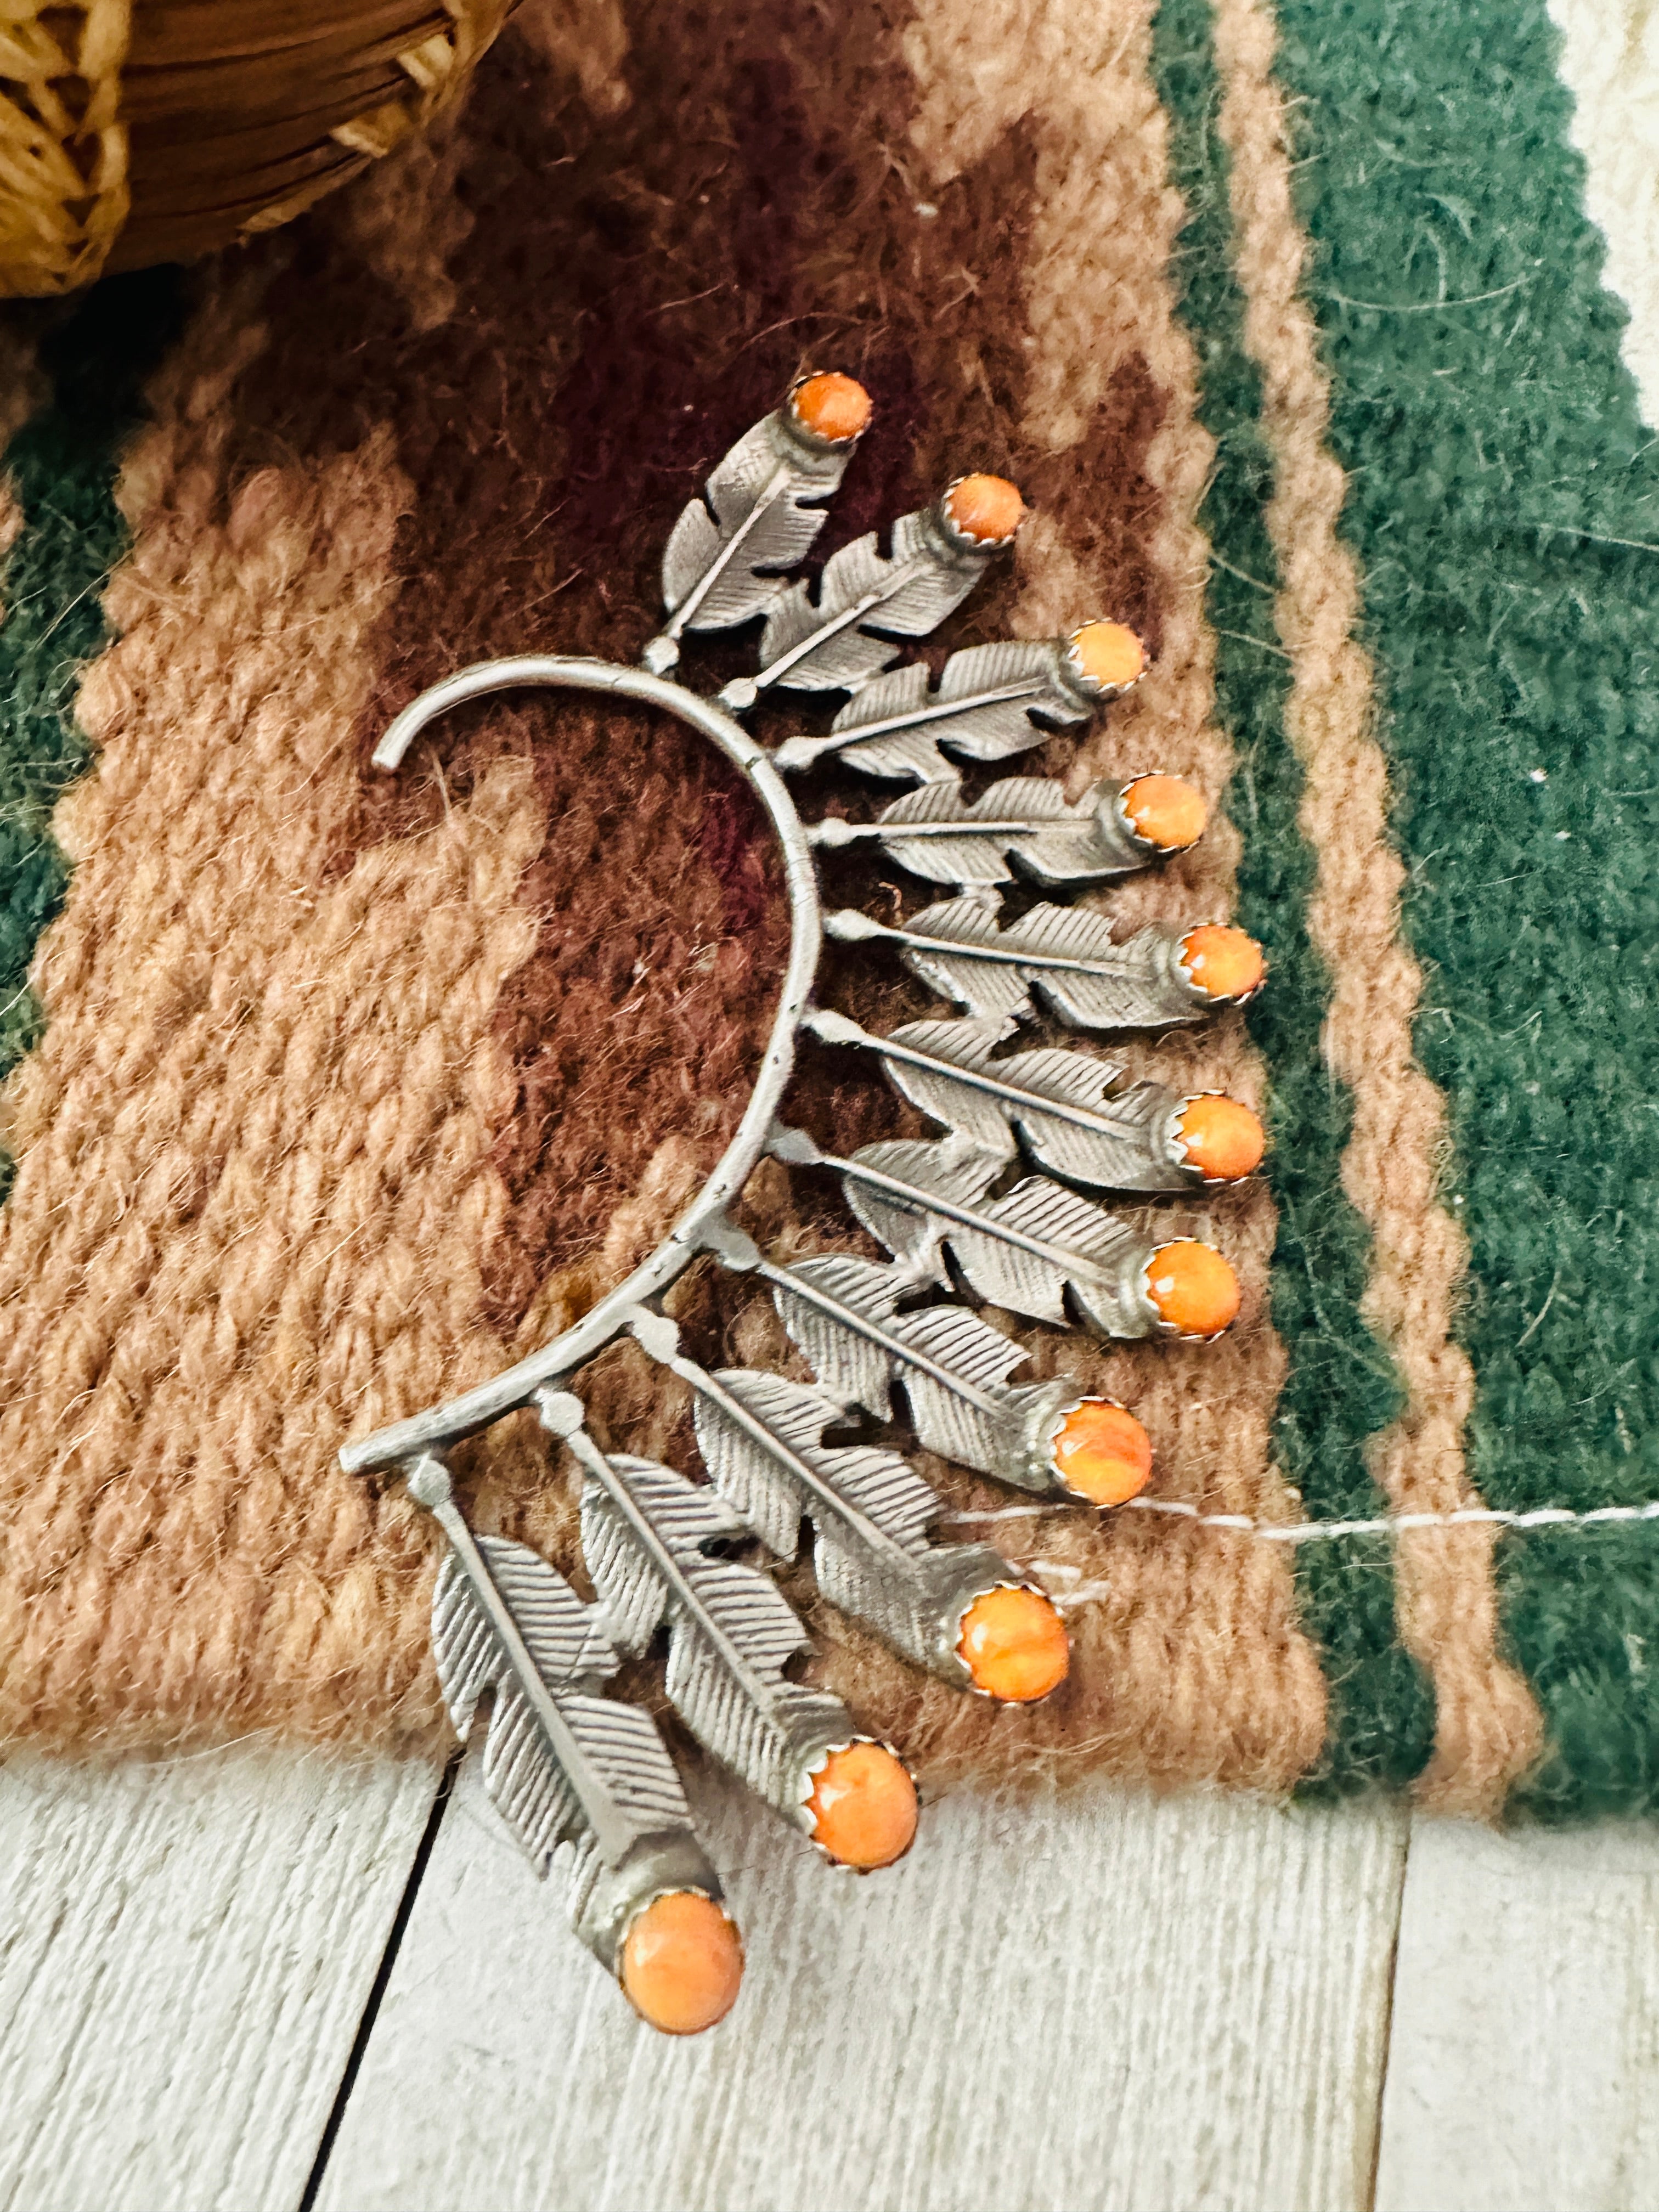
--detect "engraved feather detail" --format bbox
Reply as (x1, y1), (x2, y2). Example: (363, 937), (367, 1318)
(827, 898), (1220, 1030)
(774, 639), (1092, 784)
(432, 1537), (695, 1876)
(685, 1362), (1020, 1678)
(760, 1251), (1076, 1488)
(659, 404), (858, 641)
(415, 1450), (717, 1978)
(808, 776), (1156, 888)
(555, 1420), (859, 1822)
(750, 504), (1000, 699)
(773, 1130), (1160, 1337)
(804, 1008), (1206, 1193)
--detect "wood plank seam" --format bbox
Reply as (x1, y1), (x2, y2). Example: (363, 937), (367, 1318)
(0, 1749), (446, 2212)
(300, 1751), (462, 2212)
(1365, 1833), (1410, 2212)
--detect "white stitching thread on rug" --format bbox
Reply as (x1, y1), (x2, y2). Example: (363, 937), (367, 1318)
(941, 1497), (1659, 1610)
(946, 1497), (1659, 1541)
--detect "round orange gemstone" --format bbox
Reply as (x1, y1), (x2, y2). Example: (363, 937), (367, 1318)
(944, 473), (1026, 545)
(789, 371), (873, 444)
(620, 1891), (744, 2036)
(806, 1741), (918, 1870)
(1070, 620), (1147, 691)
(957, 1584), (1069, 1701)
(1176, 1094), (1266, 1182)
(1049, 1397), (1154, 1506)
(1178, 924), (1266, 1002)
(1120, 774), (1207, 853)
(1145, 1239), (1242, 1338)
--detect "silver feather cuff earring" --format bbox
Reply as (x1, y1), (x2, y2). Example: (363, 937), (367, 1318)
(339, 372), (1266, 2036)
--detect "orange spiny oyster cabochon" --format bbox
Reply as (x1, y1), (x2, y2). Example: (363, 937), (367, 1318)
(1175, 1093), (1267, 1182)
(789, 372), (873, 444)
(620, 1891), (744, 2035)
(1068, 620), (1147, 692)
(1048, 1397), (1154, 1506)
(956, 1584), (1070, 1701)
(943, 473), (1027, 545)
(805, 1741), (919, 1870)
(1144, 1240), (1242, 1339)
(1179, 924), (1266, 1003)
(1119, 774), (1208, 853)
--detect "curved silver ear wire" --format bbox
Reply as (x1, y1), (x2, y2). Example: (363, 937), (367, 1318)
(339, 381), (1261, 2029)
(364, 654), (823, 1420)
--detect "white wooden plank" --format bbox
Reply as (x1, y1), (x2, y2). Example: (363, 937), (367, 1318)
(1376, 1814), (1659, 2212)
(315, 1753), (1407, 2212)
(0, 1745), (440, 2212)
(1549, 0), (1659, 427)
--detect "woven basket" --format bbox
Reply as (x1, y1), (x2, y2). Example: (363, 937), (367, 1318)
(0, 0), (516, 297)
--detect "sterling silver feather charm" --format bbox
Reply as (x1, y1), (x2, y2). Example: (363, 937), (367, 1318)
(340, 371), (1267, 2035)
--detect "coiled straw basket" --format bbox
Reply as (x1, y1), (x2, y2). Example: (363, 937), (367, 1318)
(0, 0), (516, 296)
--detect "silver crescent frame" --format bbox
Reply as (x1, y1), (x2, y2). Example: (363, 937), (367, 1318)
(341, 654), (822, 1476)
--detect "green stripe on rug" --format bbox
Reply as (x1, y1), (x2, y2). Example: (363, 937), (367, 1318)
(0, 271), (187, 1199)
(1153, 0), (1433, 1792)
(1271, 0), (1659, 1817)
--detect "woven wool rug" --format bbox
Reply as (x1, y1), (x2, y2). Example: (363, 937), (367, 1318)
(1, 0), (1655, 1823)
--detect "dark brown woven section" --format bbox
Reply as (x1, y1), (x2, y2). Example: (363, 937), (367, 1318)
(232, 5), (1171, 1327)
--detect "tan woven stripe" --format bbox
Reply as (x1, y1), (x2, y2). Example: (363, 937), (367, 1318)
(0, 230), (550, 1751)
(1210, 0), (1542, 1812)
(901, 0), (1329, 1793)
(0, 0), (131, 298)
